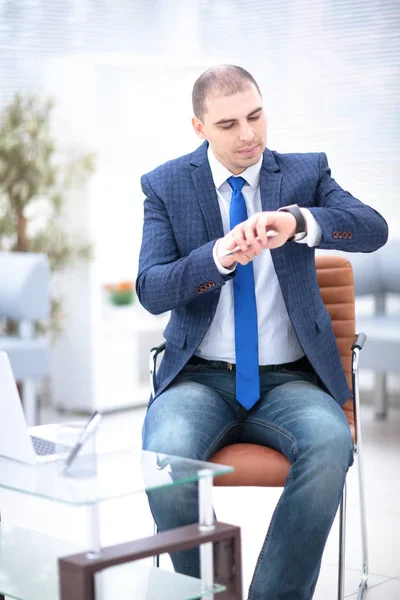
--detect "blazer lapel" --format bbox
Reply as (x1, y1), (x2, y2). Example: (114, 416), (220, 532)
(260, 149), (288, 282)
(259, 148), (282, 212)
(190, 142), (224, 241)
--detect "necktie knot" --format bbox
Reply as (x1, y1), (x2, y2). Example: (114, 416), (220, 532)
(227, 176), (246, 192)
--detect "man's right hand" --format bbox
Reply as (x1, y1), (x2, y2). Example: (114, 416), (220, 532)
(217, 210), (297, 269)
(216, 234), (264, 269)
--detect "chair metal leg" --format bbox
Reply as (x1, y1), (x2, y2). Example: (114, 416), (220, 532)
(337, 481), (347, 600)
(352, 343), (369, 599)
(356, 450), (369, 599)
(153, 522), (160, 568)
(374, 372), (388, 420)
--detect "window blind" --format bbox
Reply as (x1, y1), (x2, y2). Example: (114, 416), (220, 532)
(0, 0), (398, 229)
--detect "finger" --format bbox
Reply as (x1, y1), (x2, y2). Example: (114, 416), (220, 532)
(232, 225), (249, 253)
(237, 254), (250, 265)
(241, 245), (258, 262)
(256, 216), (271, 245)
(245, 221), (267, 256)
(224, 232), (237, 251)
(243, 219), (258, 247)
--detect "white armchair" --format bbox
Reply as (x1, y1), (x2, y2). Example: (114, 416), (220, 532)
(0, 252), (50, 425)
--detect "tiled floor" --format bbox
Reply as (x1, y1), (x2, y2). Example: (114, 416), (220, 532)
(8, 401), (400, 599)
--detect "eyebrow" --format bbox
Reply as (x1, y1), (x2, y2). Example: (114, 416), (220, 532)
(214, 106), (263, 126)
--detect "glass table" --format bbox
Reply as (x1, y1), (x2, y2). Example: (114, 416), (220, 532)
(0, 430), (242, 600)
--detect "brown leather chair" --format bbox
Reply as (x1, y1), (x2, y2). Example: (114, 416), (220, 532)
(150, 255), (368, 600)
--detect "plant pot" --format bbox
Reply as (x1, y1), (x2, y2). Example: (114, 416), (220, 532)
(109, 290), (134, 306)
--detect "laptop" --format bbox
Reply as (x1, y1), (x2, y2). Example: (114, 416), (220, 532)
(0, 350), (72, 465)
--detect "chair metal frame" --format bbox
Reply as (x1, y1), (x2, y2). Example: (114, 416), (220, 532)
(149, 321), (369, 600)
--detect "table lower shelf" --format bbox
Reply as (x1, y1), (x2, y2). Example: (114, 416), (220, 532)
(96, 562), (225, 600)
(0, 523), (225, 600)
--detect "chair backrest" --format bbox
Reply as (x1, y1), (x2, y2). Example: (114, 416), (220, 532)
(318, 239), (400, 305)
(315, 254), (355, 390)
(211, 254), (356, 487)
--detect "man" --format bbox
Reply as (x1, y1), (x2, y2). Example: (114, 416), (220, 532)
(136, 65), (388, 599)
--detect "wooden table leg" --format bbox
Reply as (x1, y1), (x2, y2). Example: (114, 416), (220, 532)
(59, 521), (242, 600)
(213, 534), (243, 599)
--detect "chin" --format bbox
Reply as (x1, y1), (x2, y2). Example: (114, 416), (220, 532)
(238, 154), (262, 169)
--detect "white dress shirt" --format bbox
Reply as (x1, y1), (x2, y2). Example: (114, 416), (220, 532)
(195, 147), (322, 365)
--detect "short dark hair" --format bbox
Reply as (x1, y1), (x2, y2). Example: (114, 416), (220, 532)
(192, 65), (262, 120)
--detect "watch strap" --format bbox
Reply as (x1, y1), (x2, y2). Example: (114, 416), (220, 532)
(279, 204), (307, 241)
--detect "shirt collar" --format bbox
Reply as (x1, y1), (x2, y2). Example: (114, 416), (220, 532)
(207, 145), (263, 190)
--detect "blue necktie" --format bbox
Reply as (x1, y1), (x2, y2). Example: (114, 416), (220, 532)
(227, 176), (260, 410)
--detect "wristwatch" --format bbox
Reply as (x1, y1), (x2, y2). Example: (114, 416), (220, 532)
(278, 204), (307, 241)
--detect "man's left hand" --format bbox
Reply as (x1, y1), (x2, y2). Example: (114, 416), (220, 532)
(221, 210), (298, 258)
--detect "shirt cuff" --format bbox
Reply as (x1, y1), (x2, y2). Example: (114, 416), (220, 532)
(296, 208), (322, 247)
(213, 239), (237, 274)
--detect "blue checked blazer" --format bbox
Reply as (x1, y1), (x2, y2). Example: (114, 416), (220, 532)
(136, 141), (388, 407)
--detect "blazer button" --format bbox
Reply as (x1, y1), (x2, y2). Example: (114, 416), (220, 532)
(196, 287), (202, 294)
(348, 231), (352, 239)
(342, 232), (348, 239)
(338, 232), (343, 239)
(333, 231), (339, 239)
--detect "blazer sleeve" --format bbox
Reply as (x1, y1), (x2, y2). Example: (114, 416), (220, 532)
(307, 153), (388, 252)
(136, 174), (231, 315)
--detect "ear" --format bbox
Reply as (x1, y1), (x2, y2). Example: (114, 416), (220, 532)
(192, 116), (207, 140)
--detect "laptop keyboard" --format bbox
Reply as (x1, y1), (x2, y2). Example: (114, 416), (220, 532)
(31, 435), (60, 456)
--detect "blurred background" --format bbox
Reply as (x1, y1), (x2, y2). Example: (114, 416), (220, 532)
(1, 0), (399, 415)
(1, 2), (400, 598)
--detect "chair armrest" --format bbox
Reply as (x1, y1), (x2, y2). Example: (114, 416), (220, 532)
(149, 341), (166, 398)
(351, 331), (367, 451)
(151, 341), (166, 355)
(352, 332), (367, 351)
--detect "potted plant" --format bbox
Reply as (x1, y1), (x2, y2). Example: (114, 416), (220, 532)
(0, 93), (95, 337)
(103, 280), (135, 306)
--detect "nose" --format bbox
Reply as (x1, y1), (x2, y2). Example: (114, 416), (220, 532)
(238, 122), (255, 143)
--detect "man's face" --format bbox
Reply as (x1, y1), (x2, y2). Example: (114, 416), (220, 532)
(192, 84), (267, 174)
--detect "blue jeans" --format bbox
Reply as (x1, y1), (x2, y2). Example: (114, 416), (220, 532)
(142, 363), (353, 600)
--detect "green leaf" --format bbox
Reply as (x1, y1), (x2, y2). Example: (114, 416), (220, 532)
(0, 92), (95, 336)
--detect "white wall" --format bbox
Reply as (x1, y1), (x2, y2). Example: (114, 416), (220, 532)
(2, 0), (398, 407)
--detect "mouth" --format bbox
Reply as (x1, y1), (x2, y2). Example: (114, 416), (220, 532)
(237, 145), (259, 157)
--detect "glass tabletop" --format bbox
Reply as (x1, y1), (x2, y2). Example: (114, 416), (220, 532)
(0, 427), (233, 506)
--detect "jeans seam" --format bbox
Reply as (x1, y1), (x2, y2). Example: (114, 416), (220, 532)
(247, 486), (290, 599)
(245, 423), (297, 599)
(247, 465), (296, 599)
(245, 417), (297, 446)
(201, 422), (238, 461)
